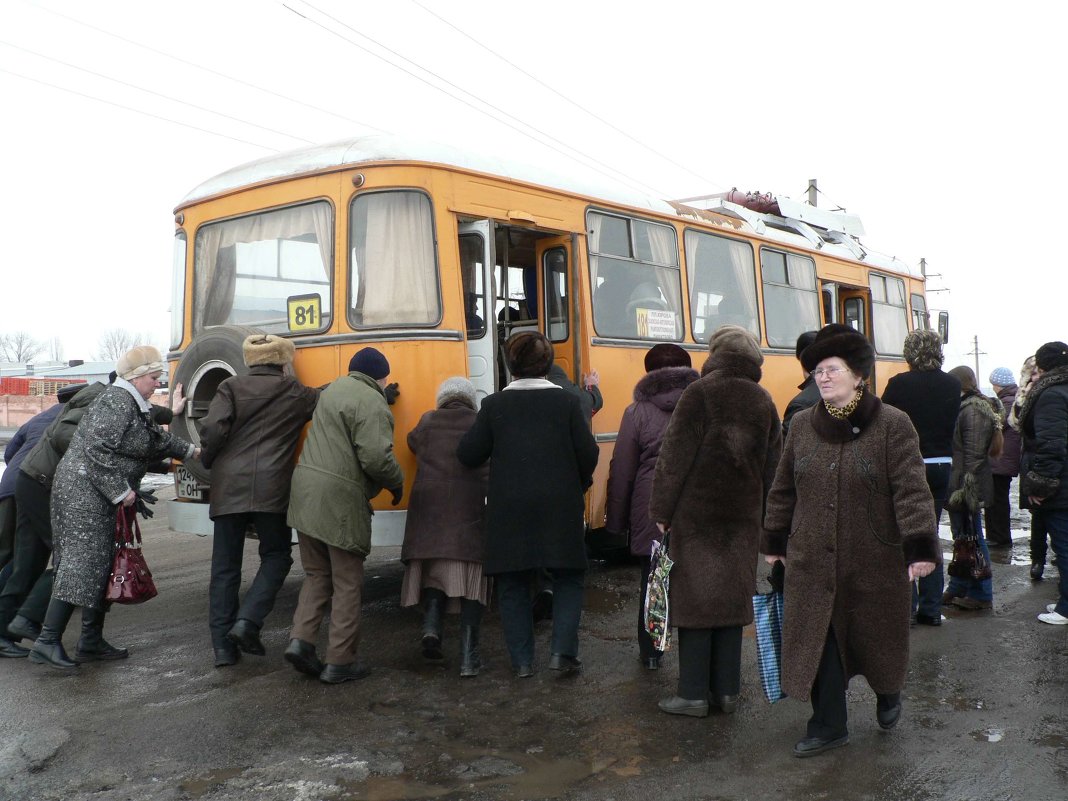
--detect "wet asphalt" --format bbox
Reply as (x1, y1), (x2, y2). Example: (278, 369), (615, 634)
(1, 487), (1066, 801)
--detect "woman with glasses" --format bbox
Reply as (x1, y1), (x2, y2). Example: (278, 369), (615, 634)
(762, 324), (938, 757)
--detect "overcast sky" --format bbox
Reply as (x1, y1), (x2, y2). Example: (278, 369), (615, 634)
(1, 0), (1061, 384)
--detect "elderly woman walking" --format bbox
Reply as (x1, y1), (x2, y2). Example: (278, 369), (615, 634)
(762, 324), (938, 757)
(649, 326), (781, 716)
(457, 331), (598, 677)
(401, 377), (490, 677)
(30, 346), (198, 670)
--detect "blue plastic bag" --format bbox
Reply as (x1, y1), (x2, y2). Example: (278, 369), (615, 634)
(752, 589), (786, 702)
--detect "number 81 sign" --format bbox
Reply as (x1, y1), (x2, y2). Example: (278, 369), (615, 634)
(287, 294), (322, 332)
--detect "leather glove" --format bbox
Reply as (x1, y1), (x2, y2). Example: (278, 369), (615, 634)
(389, 486), (403, 506)
(384, 382), (400, 405)
(135, 489), (158, 520)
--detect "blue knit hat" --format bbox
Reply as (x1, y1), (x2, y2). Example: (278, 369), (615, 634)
(348, 347), (390, 379)
(989, 367), (1015, 387)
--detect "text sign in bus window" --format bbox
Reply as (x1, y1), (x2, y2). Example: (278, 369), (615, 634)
(288, 293), (322, 332)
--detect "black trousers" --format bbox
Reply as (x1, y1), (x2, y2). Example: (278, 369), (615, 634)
(0, 495), (16, 571)
(0, 472), (53, 632)
(677, 625), (742, 701)
(808, 626), (899, 739)
(208, 512), (294, 649)
(985, 474), (1013, 546)
(1030, 508), (1049, 565)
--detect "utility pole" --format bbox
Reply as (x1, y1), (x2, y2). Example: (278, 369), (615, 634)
(808, 179), (817, 207)
(966, 335), (987, 383)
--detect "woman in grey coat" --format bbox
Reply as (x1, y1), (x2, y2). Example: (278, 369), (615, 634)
(30, 346), (198, 671)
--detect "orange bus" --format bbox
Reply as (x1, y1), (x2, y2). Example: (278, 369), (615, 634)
(165, 134), (941, 547)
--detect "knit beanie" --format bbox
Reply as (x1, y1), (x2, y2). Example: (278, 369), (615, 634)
(644, 343), (691, 372)
(707, 324), (763, 366)
(1035, 342), (1068, 372)
(902, 329), (944, 371)
(435, 376), (478, 409)
(504, 331), (554, 378)
(348, 347), (390, 379)
(116, 345), (164, 381)
(988, 367), (1015, 387)
(801, 324), (874, 377)
(243, 334), (295, 368)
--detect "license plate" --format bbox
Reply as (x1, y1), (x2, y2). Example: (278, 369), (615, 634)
(174, 464), (204, 500)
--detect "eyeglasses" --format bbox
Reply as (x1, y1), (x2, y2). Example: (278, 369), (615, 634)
(813, 366), (849, 378)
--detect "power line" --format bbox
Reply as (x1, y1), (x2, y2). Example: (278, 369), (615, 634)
(0, 40), (315, 145)
(408, 0), (725, 192)
(0, 66), (280, 151)
(282, 0), (672, 199)
(17, 0), (386, 133)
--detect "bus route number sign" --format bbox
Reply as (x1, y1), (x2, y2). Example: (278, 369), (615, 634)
(287, 294), (322, 332)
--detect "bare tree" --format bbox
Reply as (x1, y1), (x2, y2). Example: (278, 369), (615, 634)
(48, 337), (64, 362)
(0, 331), (46, 363)
(95, 329), (157, 361)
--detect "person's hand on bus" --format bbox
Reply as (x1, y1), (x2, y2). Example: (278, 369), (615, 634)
(389, 485), (404, 506)
(170, 383), (187, 415)
(384, 382), (400, 405)
(583, 369), (600, 390)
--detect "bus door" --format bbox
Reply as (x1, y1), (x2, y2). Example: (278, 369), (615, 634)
(835, 285), (871, 337)
(536, 236), (578, 380)
(458, 221), (497, 402)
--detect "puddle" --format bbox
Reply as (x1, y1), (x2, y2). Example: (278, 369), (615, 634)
(179, 767), (245, 798)
(583, 586), (627, 615)
(971, 727), (1005, 743)
(1033, 733), (1068, 748)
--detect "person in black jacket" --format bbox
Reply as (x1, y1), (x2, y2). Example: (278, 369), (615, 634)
(457, 331), (599, 677)
(782, 331), (820, 440)
(881, 330), (961, 626)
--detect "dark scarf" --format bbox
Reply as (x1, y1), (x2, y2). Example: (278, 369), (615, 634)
(810, 386), (881, 444)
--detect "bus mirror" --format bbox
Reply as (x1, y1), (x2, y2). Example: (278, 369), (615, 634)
(937, 311), (950, 344)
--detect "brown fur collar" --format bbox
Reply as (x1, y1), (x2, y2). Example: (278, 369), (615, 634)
(699, 351), (763, 382)
(809, 387), (881, 443)
(633, 366), (700, 403)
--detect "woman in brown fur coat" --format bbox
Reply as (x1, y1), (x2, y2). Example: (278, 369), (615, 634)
(762, 324), (938, 758)
(649, 326), (782, 718)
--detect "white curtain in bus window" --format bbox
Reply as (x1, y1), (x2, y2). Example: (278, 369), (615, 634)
(588, 212), (682, 340)
(350, 191), (440, 327)
(684, 230), (759, 341)
(871, 274), (908, 355)
(761, 250), (820, 348)
(193, 202), (332, 334)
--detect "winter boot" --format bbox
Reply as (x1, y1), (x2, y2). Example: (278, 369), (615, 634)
(29, 599), (78, 670)
(421, 589), (445, 661)
(459, 625), (481, 677)
(75, 606), (129, 661)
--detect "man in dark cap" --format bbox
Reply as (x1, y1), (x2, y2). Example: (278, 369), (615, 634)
(283, 347), (404, 682)
(1018, 342), (1068, 624)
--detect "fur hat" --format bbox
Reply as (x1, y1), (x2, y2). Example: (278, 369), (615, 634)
(801, 323), (874, 378)
(116, 345), (164, 381)
(903, 329), (944, 371)
(644, 343), (691, 372)
(348, 347), (390, 379)
(242, 334), (295, 368)
(795, 330), (818, 361)
(989, 367), (1015, 387)
(707, 324), (763, 365)
(435, 376), (477, 409)
(56, 383), (83, 403)
(504, 331), (554, 378)
(1035, 341), (1068, 372)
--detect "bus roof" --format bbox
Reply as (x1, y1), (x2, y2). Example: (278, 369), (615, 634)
(178, 133), (922, 279)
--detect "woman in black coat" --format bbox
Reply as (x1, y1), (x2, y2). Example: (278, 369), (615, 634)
(457, 331), (599, 677)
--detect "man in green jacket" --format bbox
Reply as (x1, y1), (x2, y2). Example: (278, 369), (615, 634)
(284, 348), (404, 684)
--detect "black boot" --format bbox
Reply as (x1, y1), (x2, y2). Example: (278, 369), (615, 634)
(7, 614), (42, 643)
(29, 599), (78, 670)
(75, 606), (129, 662)
(421, 589), (445, 661)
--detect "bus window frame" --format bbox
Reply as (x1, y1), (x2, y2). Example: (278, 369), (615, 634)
(682, 227), (760, 342)
(758, 246), (821, 349)
(191, 197), (336, 338)
(543, 245), (570, 343)
(910, 292), (930, 330)
(171, 230), (187, 350)
(869, 272), (909, 356)
(347, 187), (443, 331)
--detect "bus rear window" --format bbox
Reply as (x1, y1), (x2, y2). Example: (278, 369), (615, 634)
(349, 190), (441, 328)
(193, 201), (333, 335)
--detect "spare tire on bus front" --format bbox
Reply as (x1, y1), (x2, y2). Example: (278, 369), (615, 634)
(169, 324), (282, 484)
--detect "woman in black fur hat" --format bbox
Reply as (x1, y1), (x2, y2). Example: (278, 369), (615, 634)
(763, 324), (938, 757)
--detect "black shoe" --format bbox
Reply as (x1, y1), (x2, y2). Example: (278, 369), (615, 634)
(914, 613), (942, 627)
(421, 632), (443, 662)
(643, 655), (661, 671)
(531, 589), (554, 623)
(29, 639), (78, 670)
(75, 639), (129, 662)
(226, 619), (265, 656)
(284, 638), (323, 677)
(514, 664), (534, 678)
(1031, 563), (1045, 580)
(548, 653), (581, 673)
(319, 662), (370, 684)
(213, 645), (240, 668)
(877, 701), (903, 730)
(7, 615), (41, 643)
(0, 636), (30, 658)
(793, 734), (849, 757)
(657, 696), (709, 717)
(711, 694), (739, 714)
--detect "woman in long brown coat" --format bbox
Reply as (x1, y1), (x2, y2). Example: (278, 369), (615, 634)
(401, 377), (489, 677)
(649, 326), (781, 717)
(762, 324), (938, 758)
